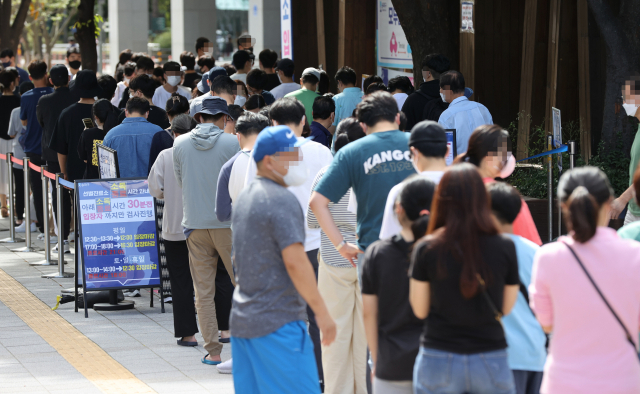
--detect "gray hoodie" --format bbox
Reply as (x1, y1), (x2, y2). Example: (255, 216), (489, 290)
(173, 123), (240, 229)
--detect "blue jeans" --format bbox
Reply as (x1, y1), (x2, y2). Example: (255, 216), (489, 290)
(413, 347), (516, 394)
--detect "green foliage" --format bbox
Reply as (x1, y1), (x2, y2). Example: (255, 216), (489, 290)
(152, 30), (172, 49)
(507, 116), (631, 199)
(74, 14), (103, 38)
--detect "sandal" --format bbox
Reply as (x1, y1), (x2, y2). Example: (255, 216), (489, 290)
(201, 353), (221, 365)
(177, 338), (198, 347)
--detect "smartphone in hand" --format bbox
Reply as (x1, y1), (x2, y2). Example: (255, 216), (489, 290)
(82, 118), (95, 129)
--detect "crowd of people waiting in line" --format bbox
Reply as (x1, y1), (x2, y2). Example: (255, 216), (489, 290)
(2, 36), (640, 394)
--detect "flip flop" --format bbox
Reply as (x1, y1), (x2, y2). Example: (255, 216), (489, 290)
(202, 354), (221, 365)
(219, 337), (230, 343)
(177, 339), (198, 347)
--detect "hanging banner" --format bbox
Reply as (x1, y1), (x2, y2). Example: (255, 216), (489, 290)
(280, 0), (293, 59)
(77, 178), (161, 291)
(377, 1), (412, 69)
(461, 1), (475, 33)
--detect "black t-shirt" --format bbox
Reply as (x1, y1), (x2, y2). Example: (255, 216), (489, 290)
(77, 127), (108, 179)
(409, 234), (519, 354)
(117, 106), (170, 130)
(148, 129), (174, 173)
(0, 95), (21, 140)
(36, 87), (77, 161)
(361, 235), (423, 381)
(264, 73), (281, 92)
(49, 103), (92, 182)
(401, 80), (440, 131)
(182, 72), (201, 90)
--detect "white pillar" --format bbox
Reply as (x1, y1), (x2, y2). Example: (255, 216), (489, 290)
(249, 0), (281, 57)
(171, 0), (217, 61)
(108, 0), (149, 68)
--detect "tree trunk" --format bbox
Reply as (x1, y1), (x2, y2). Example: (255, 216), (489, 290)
(74, 0), (98, 72)
(586, 0), (640, 155)
(392, 0), (460, 88)
(0, 0), (32, 53)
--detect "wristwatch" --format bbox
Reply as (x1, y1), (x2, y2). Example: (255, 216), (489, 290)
(336, 240), (346, 251)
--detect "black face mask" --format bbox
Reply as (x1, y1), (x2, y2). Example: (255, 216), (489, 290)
(69, 60), (81, 70)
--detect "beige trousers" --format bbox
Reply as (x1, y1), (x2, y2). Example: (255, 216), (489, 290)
(318, 259), (368, 394)
(186, 228), (235, 356)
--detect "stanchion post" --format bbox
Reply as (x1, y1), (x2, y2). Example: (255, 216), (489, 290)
(569, 140), (576, 170)
(31, 165), (56, 265)
(0, 153), (22, 243)
(42, 173), (73, 279)
(547, 135), (553, 242)
(12, 157), (36, 252)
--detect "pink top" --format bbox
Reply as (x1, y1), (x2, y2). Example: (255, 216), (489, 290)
(530, 227), (640, 393)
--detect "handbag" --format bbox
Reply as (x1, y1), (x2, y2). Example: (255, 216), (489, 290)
(562, 241), (638, 356)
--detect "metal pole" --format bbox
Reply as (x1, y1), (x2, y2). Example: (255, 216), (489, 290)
(547, 135), (553, 242)
(0, 153), (22, 243)
(31, 165), (56, 265)
(43, 173), (73, 279)
(569, 140), (576, 170)
(12, 157), (35, 252)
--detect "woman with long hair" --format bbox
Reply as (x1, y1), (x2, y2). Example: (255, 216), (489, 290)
(410, 163), (519, 394)
(77, 99), (119, 179)
(456, 125), (542, 245)
(362, 176), (436, 394)
(530, 167), (640, 393)
(0, 70), (21, 217)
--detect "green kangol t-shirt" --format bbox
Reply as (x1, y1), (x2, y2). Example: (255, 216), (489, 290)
(314, 130), (416, 251)
(628, 125), (640, 216)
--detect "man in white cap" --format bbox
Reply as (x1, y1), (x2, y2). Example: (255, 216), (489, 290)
(285, 67), (321, 125)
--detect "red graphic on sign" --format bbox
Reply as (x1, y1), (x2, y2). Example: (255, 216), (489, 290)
(283, 30), (290, 56)
(390, 32), (398, 56)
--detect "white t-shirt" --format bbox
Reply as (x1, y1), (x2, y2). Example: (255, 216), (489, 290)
(394, 93), (409, 111)
(112, 81), (128, 107)
(270, 82), (301, 100)
(228, 150), (252, 202)
(152, 85), (191, 108)
(378, 171), (444, 239)
(230, 73), (247, 84)
(245, 139), (333, 251)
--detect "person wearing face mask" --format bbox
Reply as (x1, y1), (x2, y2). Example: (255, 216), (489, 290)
(189, 69), (236, 116)
(329, 66), (363, 147)
(230, 125), (336, 393)
(112, 61), (136, 107)
(379, 121), (448, 239)
(234, 80), (248, 107)
(438, 70), (493, 154)
(0, 48), (30, 90)
(230, 50), (254, 84)
(456, 124), (542, 246)
(285, 67), (321, 124)
(77, 99), (119, 179)
(243, 98), (333, 389)
(610, 79), (640, 224)
(117, 56), (156, 110)
(172, 96), (240, 366)
(152, 61), (190, 108)
(66, 47), (82, 78)
(270, 58), (300, 99)
(117, 75), (170, 129)
(401, 54), (450, 131)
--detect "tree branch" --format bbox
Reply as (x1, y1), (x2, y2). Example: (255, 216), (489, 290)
(11, 0), (32, 34)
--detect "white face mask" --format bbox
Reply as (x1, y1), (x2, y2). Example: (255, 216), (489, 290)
(147, 73), (154, 78)
(124, 77), (130, 83)
(623, 103), (639, 117)
(274, 161), (308, 187)
(234, 95), (247, 106)
(440, 92), (447, 103)
(166, 75), (181, 87)
(277, 73), (283, 83)
(499, 154), (516, 178)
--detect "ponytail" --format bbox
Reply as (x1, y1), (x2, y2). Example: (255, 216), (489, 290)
(411, 213), (430, 240)
(558, 167), (613, 244)
(398, 176), (436, 239)
(566, 186), (598, 243)
(92, 99), (119, 133)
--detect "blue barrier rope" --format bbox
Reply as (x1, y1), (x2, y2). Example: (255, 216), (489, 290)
(59, 178), (75, 189)
(517, 145), (568, 163)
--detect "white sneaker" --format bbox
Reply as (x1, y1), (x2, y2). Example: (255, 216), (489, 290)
(37, 233), (45, 240)
(15, 222), (37, 233)
(49, 236), (58, 243)
(69, 231), (75, 240)
(53, 240), (70, 254)
(216, 358), (233, 374)
(123, 289), (141, 297)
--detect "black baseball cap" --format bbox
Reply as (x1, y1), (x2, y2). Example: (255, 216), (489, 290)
(275, 58), (294, 75)
(409, 121), (447, 146)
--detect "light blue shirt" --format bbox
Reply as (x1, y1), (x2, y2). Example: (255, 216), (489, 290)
(438, 96), (493, 154)
(103, 117), (163, 178)
(503, 234), (547, 372)
(332, 87), (363, 127)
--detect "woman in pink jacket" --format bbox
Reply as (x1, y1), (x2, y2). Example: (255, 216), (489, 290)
(530, 167), (640, 393)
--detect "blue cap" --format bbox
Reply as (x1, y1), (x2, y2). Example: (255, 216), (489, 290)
(197, 66), (227, 93)
(253, 125), (312, 163)
(197, 96), (230, 117)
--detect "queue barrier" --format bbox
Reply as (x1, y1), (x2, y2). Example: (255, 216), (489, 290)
(0, 153), (75, 278)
